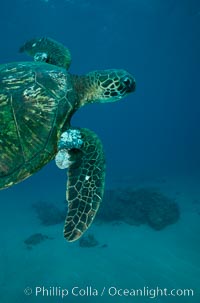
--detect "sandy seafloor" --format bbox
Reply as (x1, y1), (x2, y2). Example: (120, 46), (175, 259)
(0, 172), (200, 303)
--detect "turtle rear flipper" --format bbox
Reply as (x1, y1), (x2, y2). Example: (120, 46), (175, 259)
(19, 37), (71, 70)
(62, 128), (105, 242)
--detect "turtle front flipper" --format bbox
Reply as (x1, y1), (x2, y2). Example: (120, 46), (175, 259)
(56, 128), (105, 242)
(19, 37), (71, 69)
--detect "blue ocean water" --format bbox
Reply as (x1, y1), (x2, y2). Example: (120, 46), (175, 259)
(0, 0), (200, 302)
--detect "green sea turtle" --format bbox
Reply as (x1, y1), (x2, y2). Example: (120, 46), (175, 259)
(0, 37), (136, 242)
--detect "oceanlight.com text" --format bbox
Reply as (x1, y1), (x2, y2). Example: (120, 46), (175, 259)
(24, 285), (195, 299)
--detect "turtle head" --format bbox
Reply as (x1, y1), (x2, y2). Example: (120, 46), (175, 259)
(74, 69), (136, 107)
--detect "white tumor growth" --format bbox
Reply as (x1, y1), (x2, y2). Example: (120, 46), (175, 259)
(55, 149), (73, 169)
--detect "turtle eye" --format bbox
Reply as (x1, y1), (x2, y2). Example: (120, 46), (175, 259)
(122, 76), (131, 86)
(121, 75), (136, 92)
